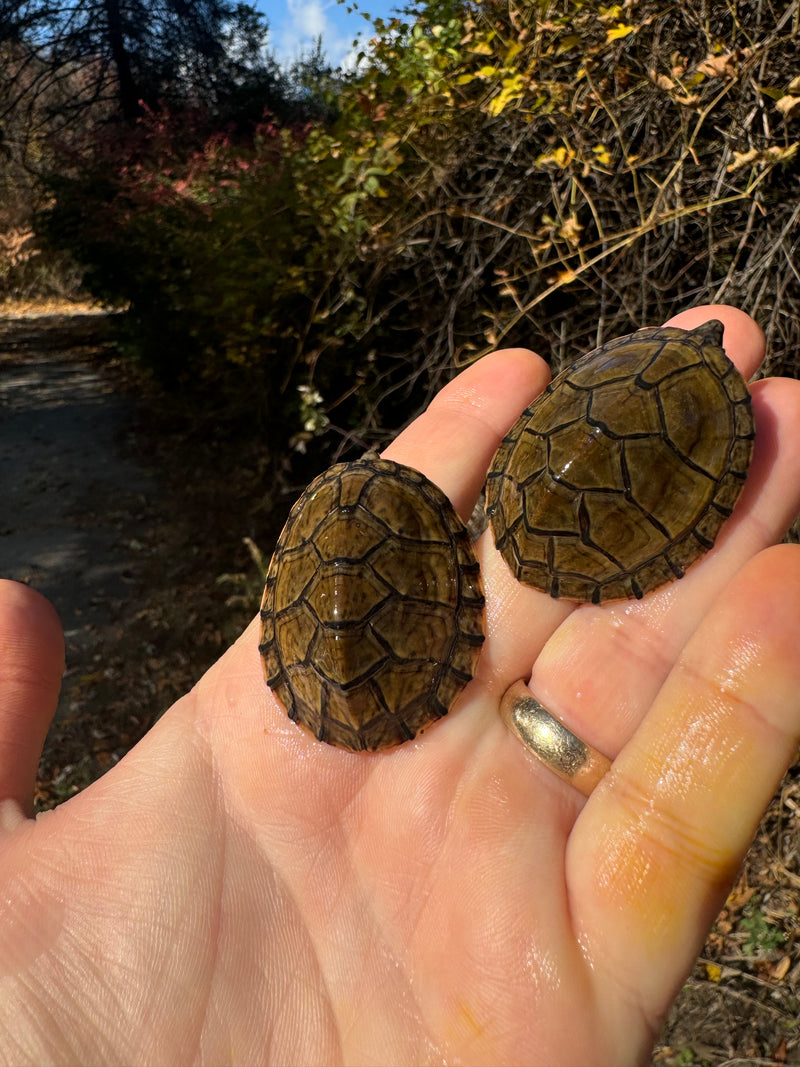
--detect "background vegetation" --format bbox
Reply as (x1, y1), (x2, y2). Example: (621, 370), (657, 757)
(1, 1), (799, 1061)
(2, 0), (799, 470)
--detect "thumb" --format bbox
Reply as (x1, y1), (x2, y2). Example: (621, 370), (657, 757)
(0, 580), (65, 818)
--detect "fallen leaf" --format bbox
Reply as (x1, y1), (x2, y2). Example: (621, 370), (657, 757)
(776, 94), (800, 119)
(705, 962), (723, 982)
(772, 955), (791, 981)
(650, 69), (675, 92)
(727, 147), (760, 171)
(558, 214), (583, 246)
(698, 52), (735, 78)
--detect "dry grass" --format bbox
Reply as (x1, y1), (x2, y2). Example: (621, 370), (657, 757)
(0, 297), (103, 318)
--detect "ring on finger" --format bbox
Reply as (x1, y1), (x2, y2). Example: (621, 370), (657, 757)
(499, 680), (612, 797)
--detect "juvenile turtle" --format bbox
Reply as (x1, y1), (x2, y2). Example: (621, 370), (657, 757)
(260, 454), (484, 751)
(486, 320), (755, 602)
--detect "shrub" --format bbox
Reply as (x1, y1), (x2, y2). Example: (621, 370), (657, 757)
(38, 0), (800, 471)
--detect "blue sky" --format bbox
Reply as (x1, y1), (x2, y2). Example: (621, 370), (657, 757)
(261, 0), (401, 68)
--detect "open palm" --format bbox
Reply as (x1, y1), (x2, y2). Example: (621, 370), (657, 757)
(2, 304), (800, 1066)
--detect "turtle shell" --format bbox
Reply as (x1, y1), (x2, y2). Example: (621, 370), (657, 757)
(259, 454), (485, 751)
(485, 320), (755, 603)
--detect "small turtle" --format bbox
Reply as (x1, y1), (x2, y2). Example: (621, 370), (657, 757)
(485, 320), (755, 602)
(260, 453), (484, 751)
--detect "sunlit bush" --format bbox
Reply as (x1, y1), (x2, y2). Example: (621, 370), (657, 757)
(39, 0), (800, 465)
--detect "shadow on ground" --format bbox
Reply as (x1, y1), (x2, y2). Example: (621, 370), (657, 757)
(0, 308), (266, 799)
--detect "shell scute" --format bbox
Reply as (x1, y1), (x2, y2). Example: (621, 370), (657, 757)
(369, 538), (458, 603)
(623, 436), (714, 528)
(530, 381), (590, 434)
(571, 337), (666, 384)
(521, 475), (582, 533)
(548, 422), (626, 491)
(306, 566), (390, 625)
(313, 510), (384, 561)
(486, 320), (754, 602)
(371, 598), (455, 659)
(577, 491), (665, 567)
(586, 380), (664, 437)
(311, 625), (387, 686)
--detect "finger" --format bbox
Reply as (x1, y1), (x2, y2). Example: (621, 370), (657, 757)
(0, 581), (64, 818)
(382, 347), (550, 521)
(569, 544), (800, 1022)
(382, 347), (575, 688)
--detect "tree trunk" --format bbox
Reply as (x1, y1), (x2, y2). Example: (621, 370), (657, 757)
(102, 0), (140, 120)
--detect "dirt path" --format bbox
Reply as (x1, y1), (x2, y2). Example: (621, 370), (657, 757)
(0, 312), (160, 720)
(0, 308), (255, 800)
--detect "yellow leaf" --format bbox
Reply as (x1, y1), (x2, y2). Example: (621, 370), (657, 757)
(487, 87), (517, 116)
(536, 145), (575, 168)
(606, 23), (635, 41)
(487, 73), (526, 116)
(593, 144), (612, 166)
(705, 962), (722, 983)
(469, 41), (494, 56)
(476, 65), (498, 79)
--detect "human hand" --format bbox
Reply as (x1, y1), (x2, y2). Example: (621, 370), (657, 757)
(1, 304), (799, 1065)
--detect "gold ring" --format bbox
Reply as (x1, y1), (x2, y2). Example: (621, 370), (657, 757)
(500, 680), (612, 797)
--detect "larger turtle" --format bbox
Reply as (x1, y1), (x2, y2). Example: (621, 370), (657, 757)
(485, 320), (755, 602)
(260, 454), (484, 751)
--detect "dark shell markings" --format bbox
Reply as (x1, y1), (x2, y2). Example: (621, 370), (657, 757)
(485, 320), (755, 603)
(259, 454), (485, 751)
